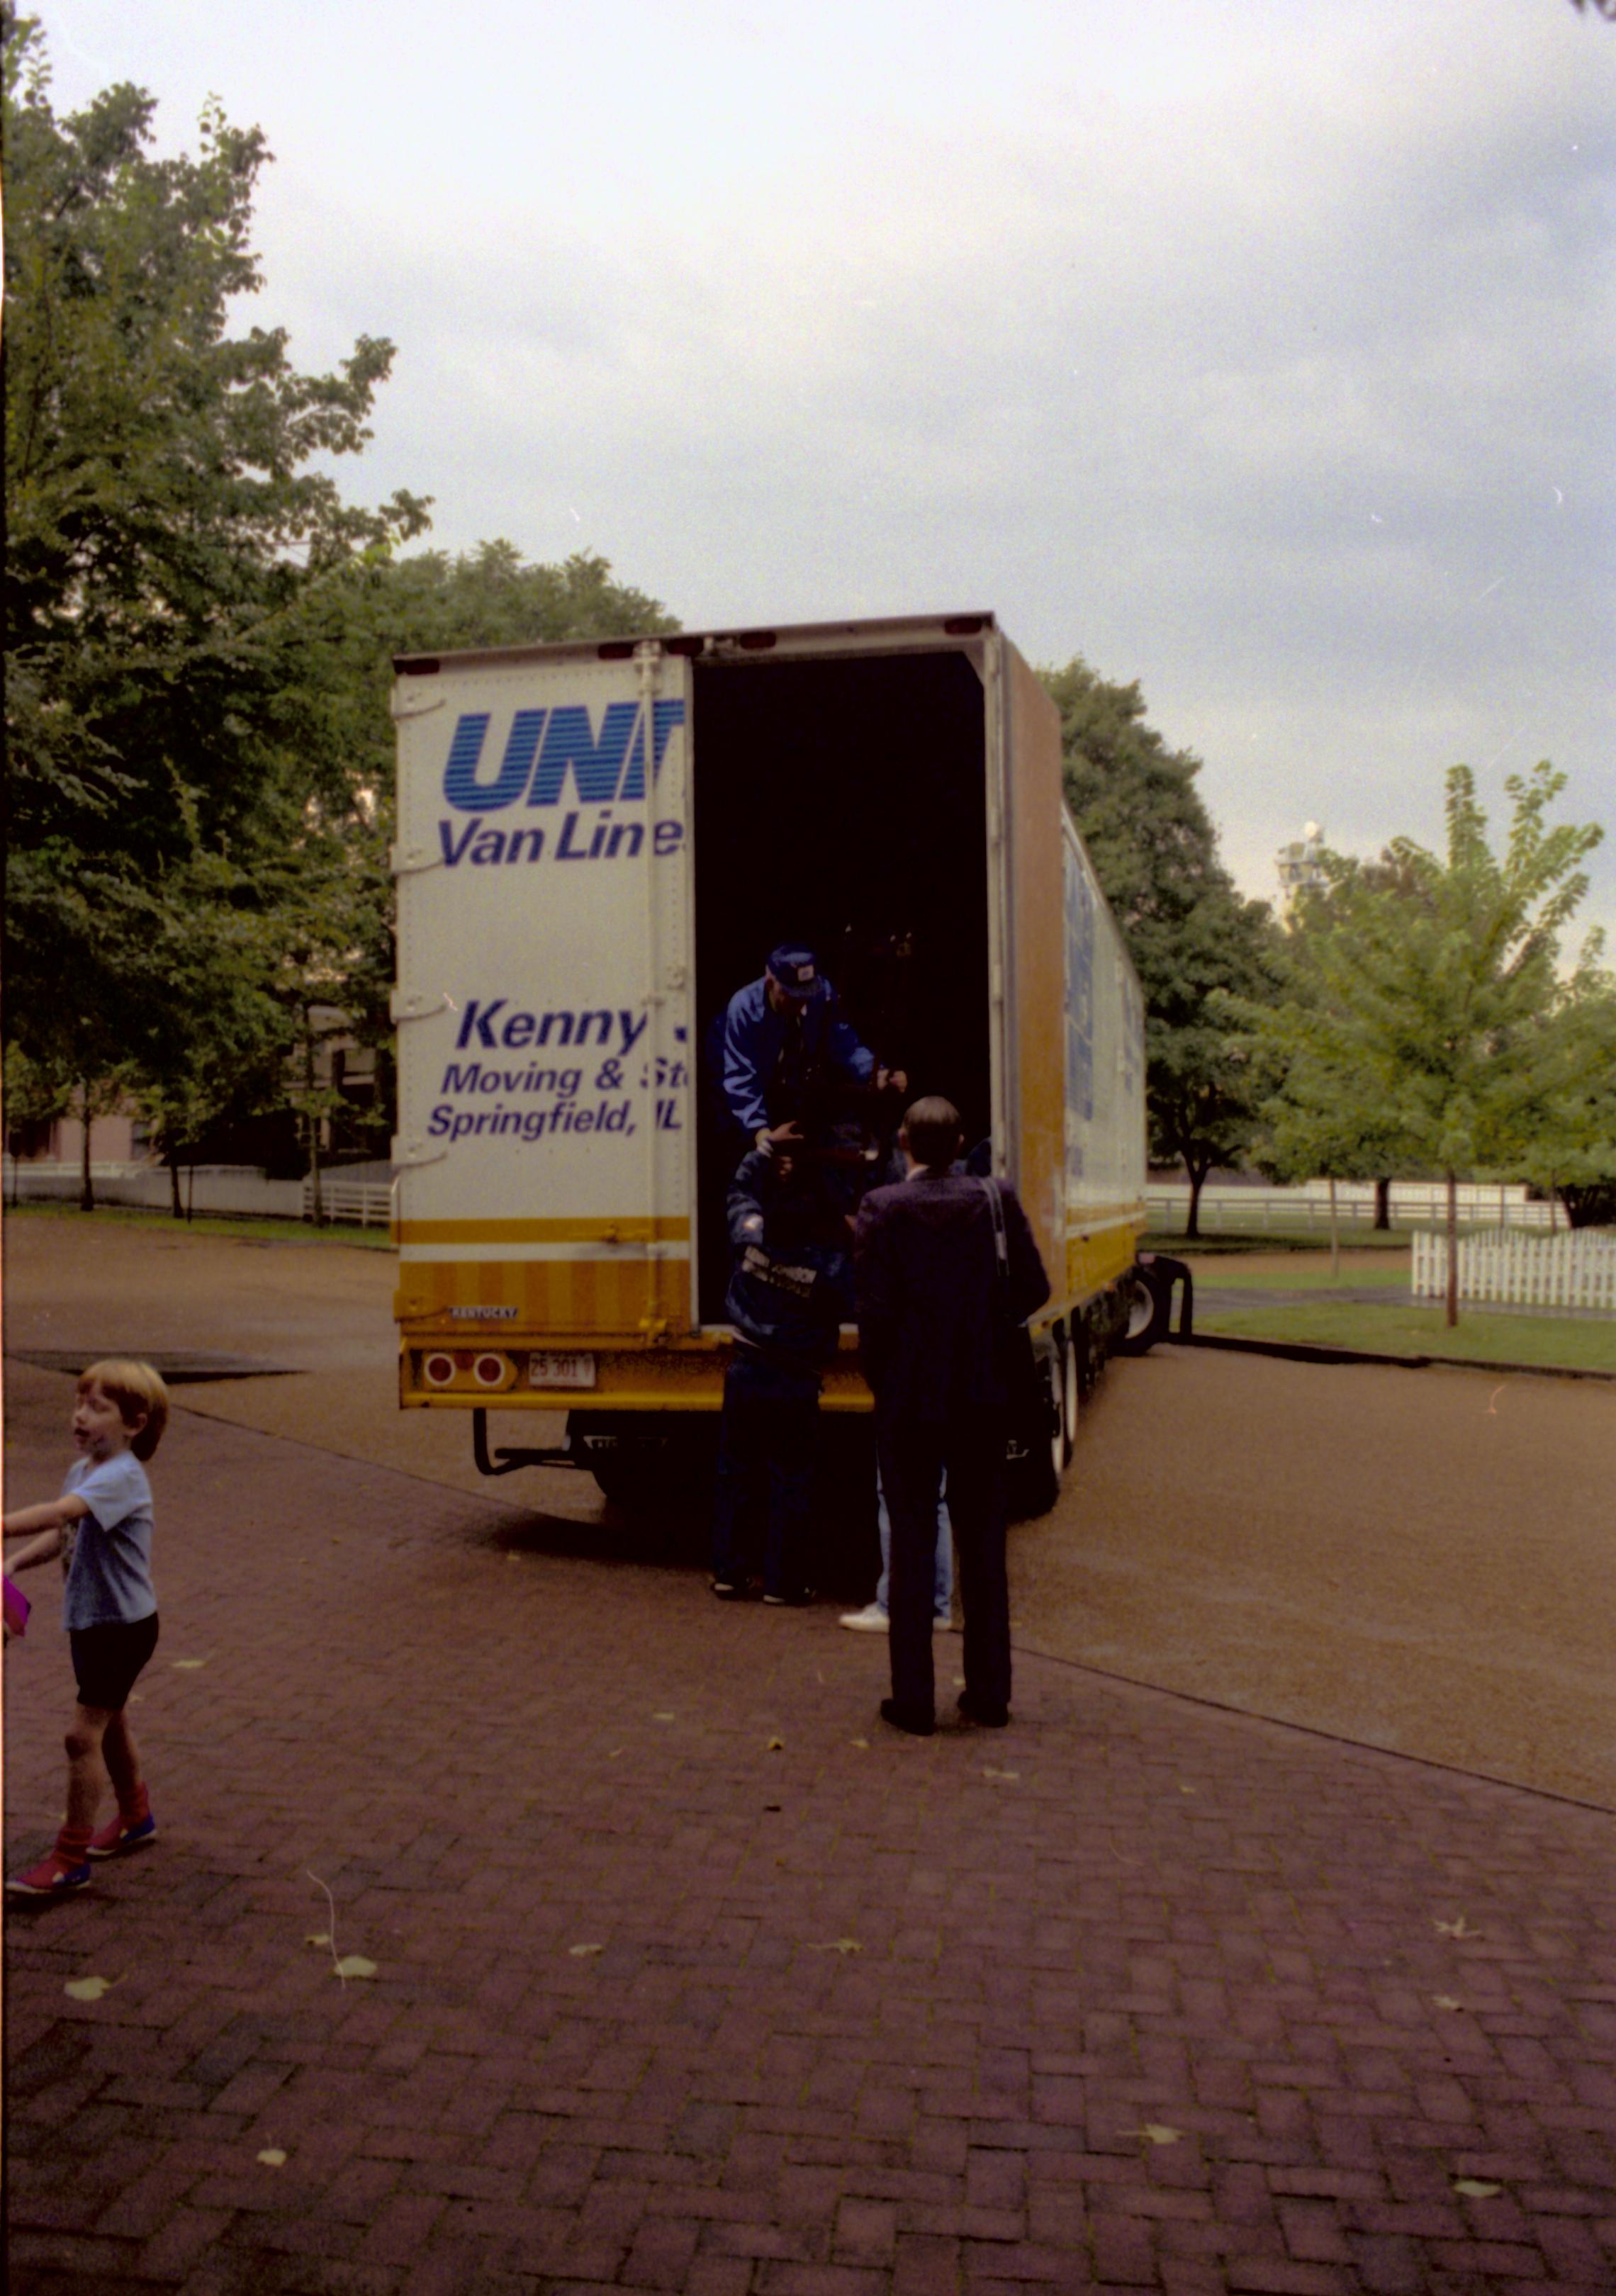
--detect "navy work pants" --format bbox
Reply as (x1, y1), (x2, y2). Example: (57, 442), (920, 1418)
(712, 1351), (819, 1599)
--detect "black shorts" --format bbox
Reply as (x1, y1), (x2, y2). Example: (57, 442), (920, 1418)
(69, 1614), (159, 1711)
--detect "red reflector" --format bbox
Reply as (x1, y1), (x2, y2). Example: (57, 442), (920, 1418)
(596, 640), (634, 660)
(396, 656), (441, 675)
(666, 634), (703, 657)
(423, 1352), (456, 1388)
(473, 1354), (507, 1388)
(943, 617), (984, 637)
(736, 630), (776, 651)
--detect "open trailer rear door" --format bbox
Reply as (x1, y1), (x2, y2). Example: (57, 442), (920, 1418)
(391, 641), (696, 1364)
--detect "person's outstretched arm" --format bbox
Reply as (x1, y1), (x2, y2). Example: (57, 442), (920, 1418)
(4, 1493), (89, 1569)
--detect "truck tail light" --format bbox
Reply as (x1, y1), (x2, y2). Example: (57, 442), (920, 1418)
(423, 1352), (456, 1388)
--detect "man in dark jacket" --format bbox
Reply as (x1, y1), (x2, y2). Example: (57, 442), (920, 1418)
(712, 1147), (853, 1605)
(854, 1097), (1050, 1734)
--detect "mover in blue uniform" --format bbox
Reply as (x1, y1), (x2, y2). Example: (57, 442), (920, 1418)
(719, 945), (905, 1157)
(711, 1144), (853, 1604)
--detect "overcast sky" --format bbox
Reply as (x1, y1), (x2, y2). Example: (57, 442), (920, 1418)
(35, 0), (1616, 942)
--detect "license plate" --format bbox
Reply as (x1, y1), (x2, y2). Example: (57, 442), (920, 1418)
(528, 1352), (597, 1390)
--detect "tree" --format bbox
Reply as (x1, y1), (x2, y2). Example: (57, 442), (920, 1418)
(1511, 950), (1616, 1229)
(1222, 764), (1605, 1322)
(2, 11), (427, 1177)
(1040, 658), (1283, 1237)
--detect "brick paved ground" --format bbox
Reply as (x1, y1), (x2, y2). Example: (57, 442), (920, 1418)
(6, 1362), (1615, 2295)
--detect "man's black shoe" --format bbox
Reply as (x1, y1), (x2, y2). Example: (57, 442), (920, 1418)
(957, 1692), (1010, 1728)
(880, 1698), (935, 1738)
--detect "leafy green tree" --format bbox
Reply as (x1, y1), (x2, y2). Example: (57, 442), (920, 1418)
(1041, 657), (1283, 1237)
(2, 11), (427, 1164)
(1223, 764), (1605, 1322)
(121, 855), (291, 1215)
(1511, 951), (1616, 1229)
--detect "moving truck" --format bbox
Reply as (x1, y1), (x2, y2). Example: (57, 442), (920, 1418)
(391, 612), (1163, 1514)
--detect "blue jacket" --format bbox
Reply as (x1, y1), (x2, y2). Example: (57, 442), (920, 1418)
(720, 975), (875, 1137)
(724, 1152), (854, 1377)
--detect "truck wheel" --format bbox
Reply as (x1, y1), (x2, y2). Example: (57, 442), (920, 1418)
(569, 1413), (714, 1512)
(1061, 1333), (1079, 1465)
(1116, 1265), (1170, 1356)
(1007, 1352), (1062, 1519)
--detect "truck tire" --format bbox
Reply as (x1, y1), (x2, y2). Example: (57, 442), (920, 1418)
(568, 1413), (714, 1512)
(1116, 1264), (1171, 1356)
(1007, 1350), (1062, 1519)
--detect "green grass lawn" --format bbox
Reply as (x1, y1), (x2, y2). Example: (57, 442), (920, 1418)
(1143, 1229), (1416, 1256)
(1196, 1296), (1616, 1373)
(1190, 1261), (1410, 1290)
(2, 1200), (393, 1251)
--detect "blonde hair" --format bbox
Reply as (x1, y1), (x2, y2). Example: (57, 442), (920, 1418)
(78, 1360), (170, 1462)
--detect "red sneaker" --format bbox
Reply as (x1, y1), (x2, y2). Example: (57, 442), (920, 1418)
(6, 1847), (92, 1897)
(89, 1810), (157, 1859)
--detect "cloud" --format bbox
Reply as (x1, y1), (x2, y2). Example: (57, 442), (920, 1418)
(45, 0), (1615, 925)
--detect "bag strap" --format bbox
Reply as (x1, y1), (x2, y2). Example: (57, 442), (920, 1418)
(979, 1176), (1010, 1284)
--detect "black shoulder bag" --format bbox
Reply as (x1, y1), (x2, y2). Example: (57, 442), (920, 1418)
(980, 1178), (1046, 1425)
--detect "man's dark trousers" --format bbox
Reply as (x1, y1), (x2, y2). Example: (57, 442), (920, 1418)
(879, 1412), (1010, 1722)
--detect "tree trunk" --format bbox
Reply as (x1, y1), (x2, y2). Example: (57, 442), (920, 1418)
(305, 1024), (325, 1227)
(1373, 1176), (1391, 1231)
(1328, 1174), (1340, 1282)
(1444, 1169), (1459, 1329)
(1184, 1157), (1210, 1242)
(168, 1146), (184, 1219)
(79, 1081), (95, 1212)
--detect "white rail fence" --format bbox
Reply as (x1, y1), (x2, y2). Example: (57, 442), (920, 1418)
(303, 1177), (393, 1227)
(1147, 1181), (1565, 1236)
(1412, 1227), (1616, 1315)
(4, 1159), (393, 1230)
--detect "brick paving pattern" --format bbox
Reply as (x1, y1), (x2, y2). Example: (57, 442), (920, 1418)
(6, 1367), (1615, 2293)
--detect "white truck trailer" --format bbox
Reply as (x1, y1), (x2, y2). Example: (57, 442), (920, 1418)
(391, 611), (1167, 1514)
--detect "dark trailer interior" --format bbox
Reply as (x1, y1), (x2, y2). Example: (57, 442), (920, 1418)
(690, 644), (992, 1323)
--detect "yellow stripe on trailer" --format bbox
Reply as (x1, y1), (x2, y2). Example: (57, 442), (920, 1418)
(395, 1257), (692, 1334)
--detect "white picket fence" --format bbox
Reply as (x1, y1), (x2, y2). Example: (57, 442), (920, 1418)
(1412, 1227), (1616, 1315)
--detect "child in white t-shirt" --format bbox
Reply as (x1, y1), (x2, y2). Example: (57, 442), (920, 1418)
(4, 1359), (170, 1898)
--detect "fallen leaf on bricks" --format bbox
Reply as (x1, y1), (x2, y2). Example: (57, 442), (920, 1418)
(1126, 2125), (1182, 2146)
(1432, 1996), (1463, 2012)
(981, 1767), (1019, 1783)
(765, 1737), (785, 1752)
(64, 1975), (115, 2002)
(1454, 2178), (1502, 2198)
(809, 1939), (863, 1954)
(653, 1712), (675, 1723)
(305, 1932), (332, 1949)
(1178, 1784), (1196, 1795)
(568, 1942), (605, 1958)
(171, 1658), (210, 1671)
(1433, 1915), (1481, 1939)
(951, 1675), (966, 1689)
(607, 1748), (625, 1758)
(257, 2149), (287, 2168)
(307, 1870), (374, 1987)
(848, 1738), (870, 1750)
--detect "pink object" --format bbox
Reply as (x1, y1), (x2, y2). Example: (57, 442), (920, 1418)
(4, 1577), (30, 1638)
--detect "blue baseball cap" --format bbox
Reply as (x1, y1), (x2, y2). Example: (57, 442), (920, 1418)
(766, 945), (820, 998)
